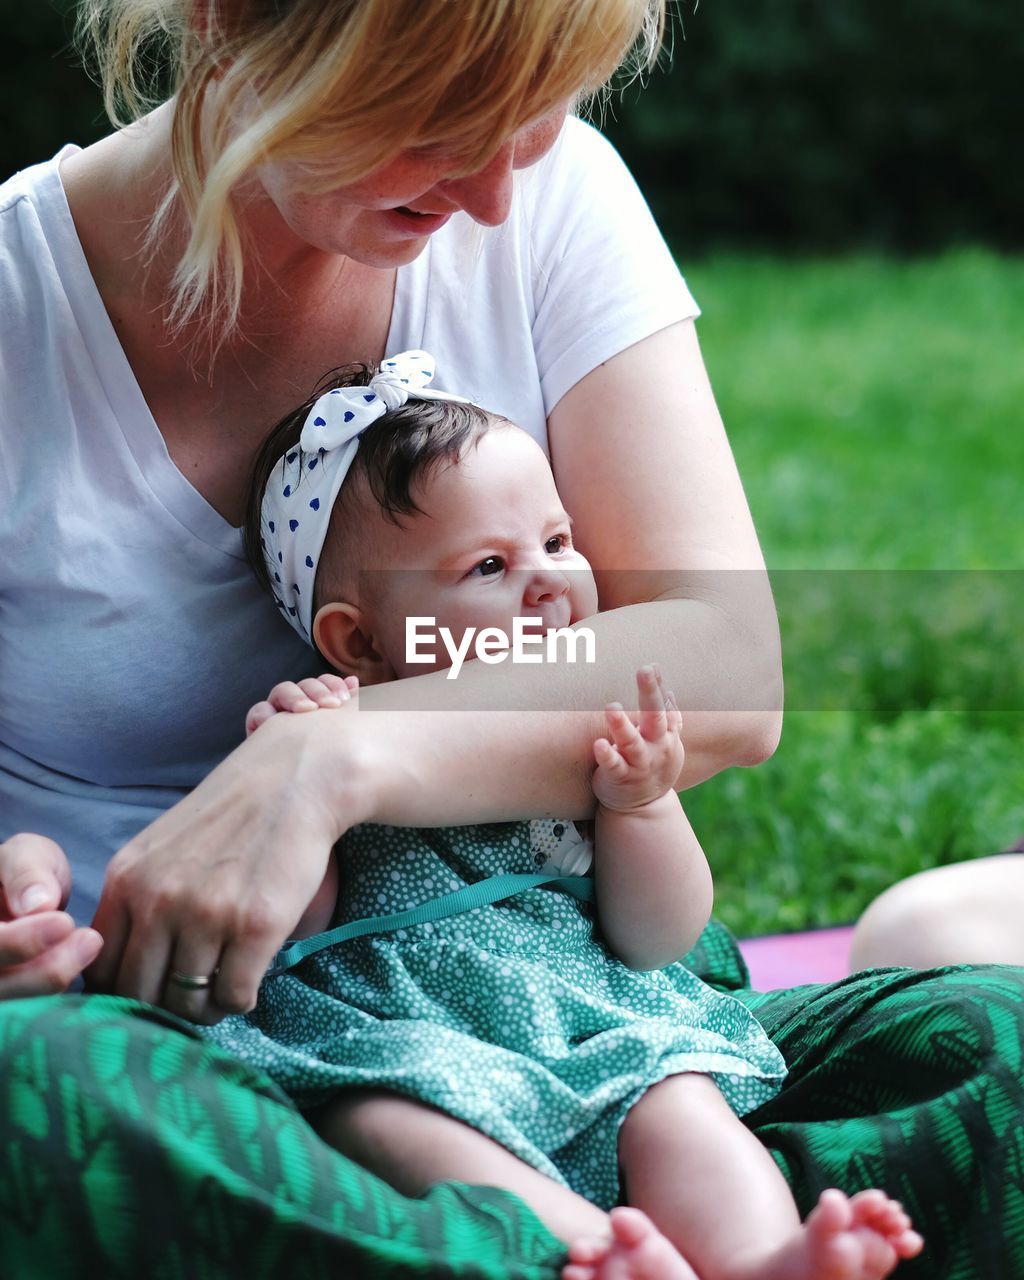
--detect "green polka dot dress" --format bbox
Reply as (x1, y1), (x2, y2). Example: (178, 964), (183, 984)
(204, 818), (786, 1209)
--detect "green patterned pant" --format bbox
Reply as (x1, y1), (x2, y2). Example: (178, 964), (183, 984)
(3, 924), (1023, 1279)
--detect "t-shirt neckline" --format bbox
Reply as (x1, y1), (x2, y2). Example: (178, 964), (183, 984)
(47, 145), (416, 557)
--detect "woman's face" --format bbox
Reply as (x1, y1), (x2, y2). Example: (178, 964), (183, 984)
(257, 107), (568, 267)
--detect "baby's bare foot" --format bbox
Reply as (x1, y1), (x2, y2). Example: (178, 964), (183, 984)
(562, 1207), (699, 1280)
(766, 1188), (924, 1280)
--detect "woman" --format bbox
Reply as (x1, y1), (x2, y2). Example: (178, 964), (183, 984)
(0, 0), (780, 1017)
(1, 3), (1023, 1277)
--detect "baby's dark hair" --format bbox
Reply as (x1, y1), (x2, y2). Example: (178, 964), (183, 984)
(243, 363), (501, 607)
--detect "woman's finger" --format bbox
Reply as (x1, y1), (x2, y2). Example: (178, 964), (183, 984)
(112, 918), (174, 1007)
(635, 665), (668, 742)
(0, 833), (72, 919)
(163, 933), (228, 1024)
(85, 890), (129, 992)
(0, 924), (103, 1001)
(211, 927), (292, 1022)
(0, 912), (74, 968)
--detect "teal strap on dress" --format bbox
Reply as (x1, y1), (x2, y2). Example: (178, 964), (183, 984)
(266, 872), (595, 977)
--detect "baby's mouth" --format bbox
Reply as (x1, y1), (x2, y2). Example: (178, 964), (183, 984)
(520, 609), (572, 635)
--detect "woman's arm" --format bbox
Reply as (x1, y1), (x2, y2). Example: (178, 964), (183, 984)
(357, 318), (781, 787)
(91, 318), (780, 1019)
(549, 317), (783, 781)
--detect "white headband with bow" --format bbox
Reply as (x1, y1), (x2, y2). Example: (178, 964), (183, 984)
(260, 350), (467, 643)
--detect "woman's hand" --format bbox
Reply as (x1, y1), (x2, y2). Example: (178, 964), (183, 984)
(0, 834), (103, 1000)
(88, 707), (371, 1024)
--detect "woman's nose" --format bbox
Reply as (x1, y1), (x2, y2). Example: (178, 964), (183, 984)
(437, 142), (515, 227)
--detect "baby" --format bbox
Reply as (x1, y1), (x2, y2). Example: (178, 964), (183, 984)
(209, 351), (922, 1280)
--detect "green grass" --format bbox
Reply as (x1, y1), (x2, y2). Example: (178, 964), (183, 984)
(675, 250), (1024, 936)
(688, 249), (1024, 570)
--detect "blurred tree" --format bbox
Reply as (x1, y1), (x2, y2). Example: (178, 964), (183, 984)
(601, 0), (1023, 251)
(0, 1), (107, 176)
(2, 1), (1020, 252)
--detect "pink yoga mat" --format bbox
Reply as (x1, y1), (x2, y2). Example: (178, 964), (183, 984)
(738, 926), (854, 991)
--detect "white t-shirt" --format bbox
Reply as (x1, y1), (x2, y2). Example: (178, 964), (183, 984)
(0, 117), (698, 924)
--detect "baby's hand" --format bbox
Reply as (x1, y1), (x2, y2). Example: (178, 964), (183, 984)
(591, 666), (683, 812)
(245, 674), (359, 737)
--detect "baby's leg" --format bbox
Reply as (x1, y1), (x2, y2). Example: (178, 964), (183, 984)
(316, 1088), (611, 1244)
(320, 1089), (698, 1279)
(591, 1073), (921, 1280)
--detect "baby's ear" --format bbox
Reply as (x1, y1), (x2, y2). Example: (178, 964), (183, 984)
(313, 603), (394, 685)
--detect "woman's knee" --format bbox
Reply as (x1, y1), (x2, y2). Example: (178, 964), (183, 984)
(852, 855), (1024, 969)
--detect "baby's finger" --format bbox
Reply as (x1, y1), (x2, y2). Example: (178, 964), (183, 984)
(267, 681), (319, 712)
(636, 665), (668, 741)
(297, 677), (347, 707)
(665, 689), (683, 735)
(245, 701), (276, 737)
(593, 737), (629, 776)
(604, 703), (647, 765)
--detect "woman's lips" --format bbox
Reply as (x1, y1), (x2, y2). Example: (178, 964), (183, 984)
(384, 206), (453, 236)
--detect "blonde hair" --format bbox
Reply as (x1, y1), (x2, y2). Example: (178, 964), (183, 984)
(76, 0), (665, 345)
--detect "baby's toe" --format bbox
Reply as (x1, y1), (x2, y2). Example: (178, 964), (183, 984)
(818, 1231), (863, 1277)
(894, 1229), (925, 1259)
(849, 1189), (892, 1218)
(562, 1265), (597, 1280)
(807, 1188), (854, 1237)
(850, 1190), (919, 1243)
(609, 1206), (657, 1247)
(567, 1236), (609, 1265)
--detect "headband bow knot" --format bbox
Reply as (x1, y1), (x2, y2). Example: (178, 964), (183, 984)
(261, 350), (467, 643)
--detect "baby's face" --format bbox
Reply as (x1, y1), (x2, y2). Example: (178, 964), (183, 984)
(344, 424), (599, 680)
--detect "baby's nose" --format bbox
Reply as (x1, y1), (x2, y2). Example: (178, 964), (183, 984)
(523, 569), (571, 605)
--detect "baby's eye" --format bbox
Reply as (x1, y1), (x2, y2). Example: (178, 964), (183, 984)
(471, 556), (505, 578)
(545, 535), (568, 554)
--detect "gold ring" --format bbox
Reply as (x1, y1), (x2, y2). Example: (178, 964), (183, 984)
(168, 969), (217, 991)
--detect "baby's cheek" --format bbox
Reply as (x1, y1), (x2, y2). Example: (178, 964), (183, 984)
(571, 567), (600, 620)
